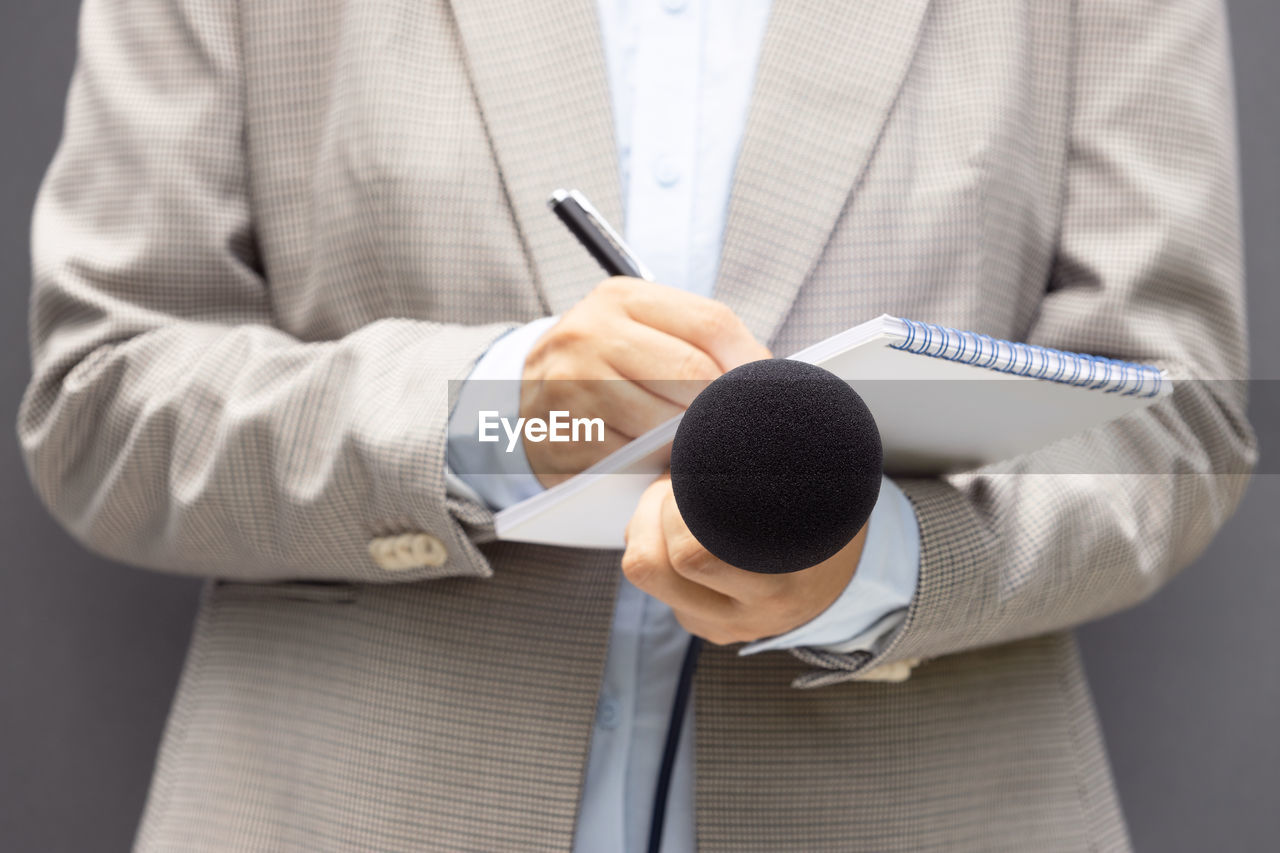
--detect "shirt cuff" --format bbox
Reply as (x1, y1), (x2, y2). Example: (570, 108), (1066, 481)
(446, 316), (559, 511)
(738, 476), (921, 656)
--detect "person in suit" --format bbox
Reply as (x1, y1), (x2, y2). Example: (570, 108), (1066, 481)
(19, 0), (1255, 850)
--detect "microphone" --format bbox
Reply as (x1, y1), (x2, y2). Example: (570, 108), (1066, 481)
(650, 358), (884, 853)
(669, 358), (883, 574)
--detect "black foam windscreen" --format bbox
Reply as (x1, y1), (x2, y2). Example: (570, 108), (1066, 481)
(669, 359), (883, 574)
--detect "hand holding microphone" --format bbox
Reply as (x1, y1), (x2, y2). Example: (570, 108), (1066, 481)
(622, 358), (883, 645)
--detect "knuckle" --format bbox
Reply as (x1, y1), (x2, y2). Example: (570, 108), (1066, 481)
(540, 364), (573, 385)
(620, 549), (656, 587)
(596, 276), (630, 300)
(552, 318), (589, 347)
(667, 537), (712, 576)
(704, 301), (739, 339)
(523, 336), (555, 370)
(675, 349), (718, 383)
(538, 378), (571, 407)
(541, 360), (594, 386)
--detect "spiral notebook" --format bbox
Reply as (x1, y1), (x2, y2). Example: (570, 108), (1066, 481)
(494, 315), (1170, 548)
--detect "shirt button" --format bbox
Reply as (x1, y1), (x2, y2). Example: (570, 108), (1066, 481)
(662, 0), (688, 13)
(653, 157), (681, 188)
(596, 696), (620, 729)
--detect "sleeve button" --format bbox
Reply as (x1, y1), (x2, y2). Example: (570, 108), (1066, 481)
(368, 532), (448, 571)
(367, 536), (397, 570)
(410, 533), (448, 567)
(859, 658), (921, 683)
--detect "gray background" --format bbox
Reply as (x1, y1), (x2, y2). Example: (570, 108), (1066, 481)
(1, 2), (1275, 850)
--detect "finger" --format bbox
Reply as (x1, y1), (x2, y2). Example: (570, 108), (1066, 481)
(599, 319), (720, 408)
(669, 610), (752, 647)
(563, 366), (685, 439)
(659, 492), (778, 602)
(622, 480), (736, 620)
(529, 358), (684, 440)
(617, 282), (772, 371)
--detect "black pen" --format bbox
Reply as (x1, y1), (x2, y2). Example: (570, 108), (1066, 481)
(547, 188), (655, 281)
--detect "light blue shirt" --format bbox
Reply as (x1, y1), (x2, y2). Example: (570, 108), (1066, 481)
(446, 2), (921, 850)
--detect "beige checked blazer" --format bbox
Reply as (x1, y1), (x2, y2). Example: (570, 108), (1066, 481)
(20, 0), (1256, 850)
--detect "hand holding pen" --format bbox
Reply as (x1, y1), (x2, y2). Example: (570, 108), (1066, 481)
(516, 189), (770, 486)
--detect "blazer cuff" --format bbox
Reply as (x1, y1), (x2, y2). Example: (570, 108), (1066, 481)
(785, 476), (992, 688)
(446, 316), (559, 511)
(740, 476), (918, 656)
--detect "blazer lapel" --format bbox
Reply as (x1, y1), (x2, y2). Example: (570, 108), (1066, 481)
(715, 0), (932, 347)
(449, 0), (622, 315)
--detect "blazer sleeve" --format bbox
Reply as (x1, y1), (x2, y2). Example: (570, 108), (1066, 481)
(789, 0), (1258, 687)
(17, 0), (515, 584)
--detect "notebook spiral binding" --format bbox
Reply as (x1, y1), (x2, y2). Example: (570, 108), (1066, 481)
(889, 318), (1165, 398)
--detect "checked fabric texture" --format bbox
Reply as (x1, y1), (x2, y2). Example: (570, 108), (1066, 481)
(20, 0), (1256, 850)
